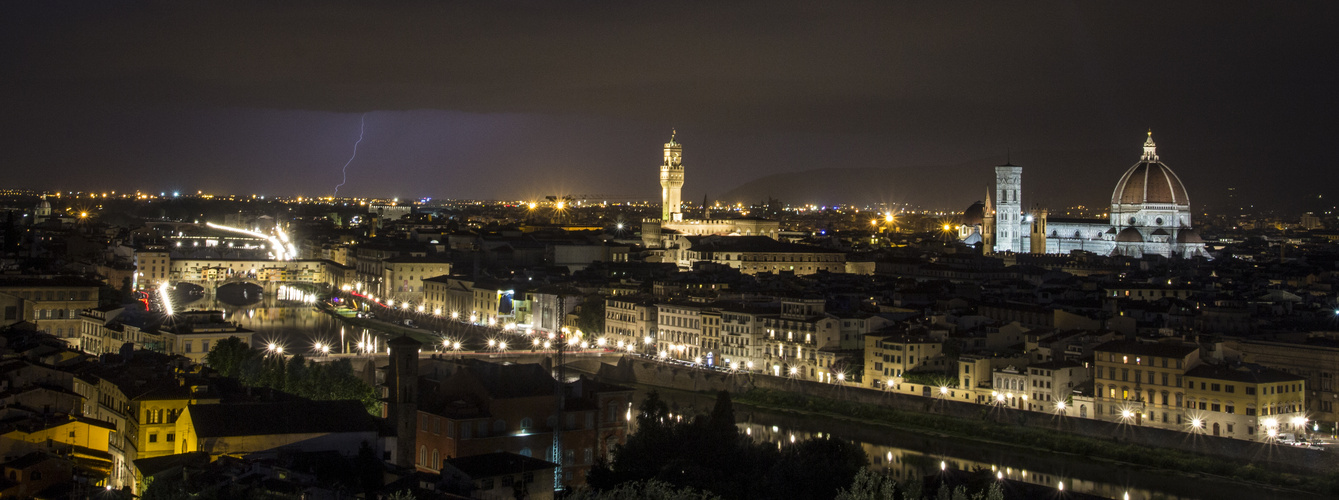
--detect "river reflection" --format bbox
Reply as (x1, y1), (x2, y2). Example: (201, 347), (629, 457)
(645, 389), (1321, 500)
(172, 286), (374, 354)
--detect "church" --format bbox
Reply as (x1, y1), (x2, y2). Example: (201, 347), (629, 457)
(971, 132), (1208, 259)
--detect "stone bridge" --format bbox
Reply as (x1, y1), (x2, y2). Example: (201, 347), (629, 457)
(172, 277), (318, 297)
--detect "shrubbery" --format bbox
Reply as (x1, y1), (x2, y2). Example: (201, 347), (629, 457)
(205, 336), (380, 414)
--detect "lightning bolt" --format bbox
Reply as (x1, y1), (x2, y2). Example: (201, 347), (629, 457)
(333, 113), (367, 197)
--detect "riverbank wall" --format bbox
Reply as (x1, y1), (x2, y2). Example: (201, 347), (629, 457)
(596, 357), (1338, 474)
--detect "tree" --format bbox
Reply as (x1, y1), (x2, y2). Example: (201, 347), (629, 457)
(284, 353), (310, 394)
(761, 435), (868, 500)
(567, 479), (723, 500)
(707, 391), (737, 443)
(353, 441), (384, 496)
(204, 336), (255, 378)
(835, 468), (899, 500)
(575, 295), (605, 337)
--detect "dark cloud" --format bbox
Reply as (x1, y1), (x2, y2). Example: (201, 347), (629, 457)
(1, 1), (1335, 205)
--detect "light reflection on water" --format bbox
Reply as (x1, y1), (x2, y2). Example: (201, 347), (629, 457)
(641, 389), (1320, 500)
(173, 285), (371, 354)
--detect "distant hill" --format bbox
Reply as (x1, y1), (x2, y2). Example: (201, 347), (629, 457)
(716, 147), (1329, 213)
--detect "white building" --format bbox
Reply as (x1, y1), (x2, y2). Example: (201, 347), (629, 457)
(978, 132), (1209, 259)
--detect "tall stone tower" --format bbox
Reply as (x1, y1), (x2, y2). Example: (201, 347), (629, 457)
(659, 131), (684, 221)
(993, 162), (1022, 253)
(386, 335), (420, 468)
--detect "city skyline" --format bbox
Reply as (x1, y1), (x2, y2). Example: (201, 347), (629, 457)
(4, 2), (1335, 210)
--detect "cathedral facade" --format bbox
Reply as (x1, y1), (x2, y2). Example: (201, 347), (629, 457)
(976, 132), (1208, 259)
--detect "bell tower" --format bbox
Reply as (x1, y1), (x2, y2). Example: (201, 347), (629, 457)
(660, 130), (684, 221)
(993, 161), (1023, 253)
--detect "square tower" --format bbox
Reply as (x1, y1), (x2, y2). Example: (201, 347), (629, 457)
(993, 163), (1022, 253)
(660, 131), (684, 221)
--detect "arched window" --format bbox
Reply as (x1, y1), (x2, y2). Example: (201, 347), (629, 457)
(418, 446), (427, 466)
(431, 449), (440, 470)
(520, 417), (533, 431)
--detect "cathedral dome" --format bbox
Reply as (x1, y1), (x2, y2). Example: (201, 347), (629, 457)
(1111, 132), (1188, 207)
(962, 201), (985, 226)
(1115, 227), (1144, 242)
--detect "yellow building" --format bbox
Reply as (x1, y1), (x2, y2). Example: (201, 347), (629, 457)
(1184, 364), (1306, 442)
(1091, 340), (1199, 430)
(129, 381), (221, 459)
(0, 415), (116, 485)
(864, 333), (946, 389)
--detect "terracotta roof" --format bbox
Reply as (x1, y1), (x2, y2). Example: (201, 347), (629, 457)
(186, 400), (375, 438)
(1115, 227), (1144, 243)
(1111, 160), (1189, 206)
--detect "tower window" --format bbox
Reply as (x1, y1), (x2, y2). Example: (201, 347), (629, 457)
(1155, 217), (1163, 225)
(1128, 217), (1136, 225)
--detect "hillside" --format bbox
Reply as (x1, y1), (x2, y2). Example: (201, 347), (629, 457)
(716, 147), (1327, 213)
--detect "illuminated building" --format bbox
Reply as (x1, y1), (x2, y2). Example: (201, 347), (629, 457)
(641, 132), (781, 251)
(979, 132), (1209, 258)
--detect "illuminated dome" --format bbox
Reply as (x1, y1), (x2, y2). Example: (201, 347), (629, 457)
(1109, 131), (1193, 232)
(1111, 132), (1189, 207)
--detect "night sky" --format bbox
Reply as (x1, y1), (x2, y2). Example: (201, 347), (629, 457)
(3, 1), (1335, 209)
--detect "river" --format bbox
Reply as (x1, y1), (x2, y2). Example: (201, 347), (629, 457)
(169, 286), (1322, 499)
(642, 389), (1324, 500)
(172, 284), (376, 354)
